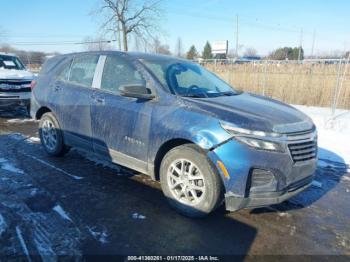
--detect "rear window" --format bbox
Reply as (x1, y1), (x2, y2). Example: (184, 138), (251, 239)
(69, 55), (99, 87)
(40, 56), (67, 75)
(0, 55), (25, 70)
(101, 56), (145, 93)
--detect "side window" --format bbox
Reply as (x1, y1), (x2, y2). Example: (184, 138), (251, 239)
(101, 56), (145, 93)
(56, 60), (72, 81)
(69, 55), (99, 87)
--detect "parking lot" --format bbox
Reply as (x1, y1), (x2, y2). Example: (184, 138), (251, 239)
(0, 107), (349, 260)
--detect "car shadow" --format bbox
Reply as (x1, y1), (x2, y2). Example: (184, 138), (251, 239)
(250, 147), (347, 214)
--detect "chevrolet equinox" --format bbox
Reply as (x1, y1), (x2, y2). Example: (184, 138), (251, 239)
(31, 51), (317, 217)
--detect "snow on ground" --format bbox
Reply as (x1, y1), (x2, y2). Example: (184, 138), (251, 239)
(132, 213), (146, 220)
(86, 226), (109, 244)
(0, 214), (7, 236)
(0, 157), (24, 174)
(27, 136), (40, 143)
(53, 205), (72, 222)
(294, 105), (350, 166)
(7, 118), (37, 124)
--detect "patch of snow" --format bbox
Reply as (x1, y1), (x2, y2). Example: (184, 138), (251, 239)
(8, 133), (26, 141)
(311, 180), (323, 188)
(293, 105), (350, 166)
(27, 137), (40, 143)
(16, 226), (31, 262)
(30, 188), (38, 196)
(7, 118), (37, 124)
(0, 214), (7, 236)
(278, 212), (291, 218)
(0, 157), (24, 174)
(289, 225), (296, 236)
(132, 213), (146, 220)
(341, 176), (350, 182)
(53, 205), (72, 222)
(87, 226), (109, 244)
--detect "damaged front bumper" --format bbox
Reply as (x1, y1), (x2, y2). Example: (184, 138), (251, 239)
(207, 133), (317, 212)
(225, 175), (313, 211)
(0, 91), (31, 107)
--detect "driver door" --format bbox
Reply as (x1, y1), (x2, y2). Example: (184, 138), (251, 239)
(90, 55), (155, 173)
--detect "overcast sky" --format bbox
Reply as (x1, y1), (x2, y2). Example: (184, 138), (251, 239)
(0, 0), (349, 55)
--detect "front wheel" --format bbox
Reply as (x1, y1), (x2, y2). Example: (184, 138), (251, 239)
(160, 144), (223, 218)
(39, 112), (70, 157)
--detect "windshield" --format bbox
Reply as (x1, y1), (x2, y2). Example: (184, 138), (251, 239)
(140, 58), (239, 98)
(0, 55), (25, 70)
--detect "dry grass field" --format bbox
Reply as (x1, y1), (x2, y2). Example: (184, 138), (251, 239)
(204, 62), (350, 109)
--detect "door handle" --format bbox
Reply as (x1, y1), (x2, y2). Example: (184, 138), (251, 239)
(54, 85), (62, 92)
(95, 97), (105, 104)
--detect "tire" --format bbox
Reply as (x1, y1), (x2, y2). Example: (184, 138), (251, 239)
(160, 144), (224, 218)
(39, 112), (70, 157)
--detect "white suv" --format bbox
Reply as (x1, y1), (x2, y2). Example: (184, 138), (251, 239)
(0, 53), (34, 113)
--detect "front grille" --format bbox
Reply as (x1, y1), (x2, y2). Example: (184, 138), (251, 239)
(0, 80), (31, 92)
(287, 130), (317, 163)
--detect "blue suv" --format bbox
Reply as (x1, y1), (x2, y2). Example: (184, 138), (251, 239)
(31, 51), (317, 217)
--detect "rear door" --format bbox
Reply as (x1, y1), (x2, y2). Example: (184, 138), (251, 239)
(90, 54), (155, 173)
(52, 54), (101, 150)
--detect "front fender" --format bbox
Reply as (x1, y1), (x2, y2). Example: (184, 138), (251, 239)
(148, 105), (232, 165)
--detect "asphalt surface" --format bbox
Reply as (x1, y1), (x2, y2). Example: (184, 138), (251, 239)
(0, 107), (349, 260)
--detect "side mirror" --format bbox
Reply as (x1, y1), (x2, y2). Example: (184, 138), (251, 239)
(119, 84), (155, 100)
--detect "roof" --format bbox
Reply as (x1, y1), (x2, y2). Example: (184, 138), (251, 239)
(52, 51), (190, 63)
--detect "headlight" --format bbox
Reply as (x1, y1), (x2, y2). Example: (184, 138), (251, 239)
(235, 137), (284, 152)
(220, 121), (284, 152)
(220, 122), (281, 137)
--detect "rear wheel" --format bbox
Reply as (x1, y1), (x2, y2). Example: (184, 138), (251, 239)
(39, 112), (70, 156)
(160, 144), (223, 218)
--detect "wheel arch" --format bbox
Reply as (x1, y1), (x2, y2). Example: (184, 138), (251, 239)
(35, 106), (52, 120)
(153, 138), (207, 181)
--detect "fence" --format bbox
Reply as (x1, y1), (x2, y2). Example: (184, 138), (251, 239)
(199, 59), (350, 112)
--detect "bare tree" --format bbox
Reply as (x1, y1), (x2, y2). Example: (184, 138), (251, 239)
(96, 0), (162, 51)
(152, 38), (171, 55)
(174, 37), (183, 57)
(243, 47), (258, 57)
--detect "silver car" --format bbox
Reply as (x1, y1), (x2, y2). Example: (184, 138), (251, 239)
(0, 53), (34, 112)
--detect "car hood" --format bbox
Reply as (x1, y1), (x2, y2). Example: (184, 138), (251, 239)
(182, 93), (314, 133)
(0, 69), (34, 80)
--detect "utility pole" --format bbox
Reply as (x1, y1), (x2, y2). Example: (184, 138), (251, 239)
(235, 15), (239, 58)
(298, 28), (303, 62)
(311, 29), (316, 58)
(117, 20), (122, 50)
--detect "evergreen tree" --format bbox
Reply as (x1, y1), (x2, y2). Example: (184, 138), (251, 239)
(186, 45), (198, 60)
(269, 47), (304, 60)
(202, 41), (213, 59)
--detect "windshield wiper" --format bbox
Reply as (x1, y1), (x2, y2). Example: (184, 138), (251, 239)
(220, 91), (237, 96)
(181, 94), (204, 98)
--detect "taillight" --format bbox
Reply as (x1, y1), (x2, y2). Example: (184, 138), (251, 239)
(30, 80), (37, 90)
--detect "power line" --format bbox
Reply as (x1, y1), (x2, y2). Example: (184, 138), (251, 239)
(167, 9), (345, 44)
